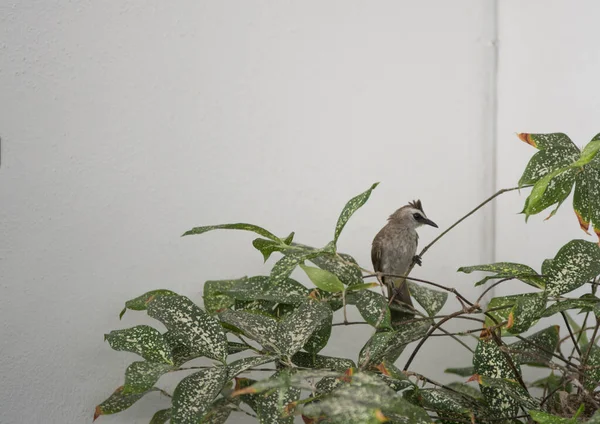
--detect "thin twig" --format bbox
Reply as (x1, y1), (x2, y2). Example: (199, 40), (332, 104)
(476, 277), (516, 305)
(561, 311), (583, 357)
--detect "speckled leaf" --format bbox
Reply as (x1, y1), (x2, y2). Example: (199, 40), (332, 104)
(542, 297), (600, 317)
(253, 238), (286, 262)
(444, 367), (474, 377)
(120, 289), (178, 319)
(522, 167), (576, 220)
(94, 386), (156, 421)
(347, 290), (391, 329)
(302, 247), (363, 286)
(104, 325), (173, 365)
(509, 326), (559, 366)
(506, 292), (547, 334)
(219, 309), (280, 353)
(200, 397), (237, 424)
(446, 382), (483, 401)
(203, 278), (244, 314)
(303, 302), (333, 354)
(227, 356), (276, 380)
(478, 375), (538, 409)
(582, 342), (600, 390)
(227, 341), (249, 355)
(528, 410), (578, 423)
(150, 408), (172, 424)
(543, 239), (600, 296)
(163, 331), (204, 366)
(405, 387), (483, 417)
(171, 367), (227, 424)
(573, 153), (600, 241)
(358, 321), (430, 367)
(182, 223), (280, 241)
(458, 262), (544, 289)
(254, 382), (300, 424)
(147, 295), (227, 362)
(280, 300), (332, 357)
(407, 282), (448, 316)
(123, 361), (173, 394)
(270, 251), (322, 286)
(333, 183), (379, 246)
(473, 339), (519, 417)
(291, 352), (355, 370)
(575, 138), (600, 167)
(224, 276), (309, 304)
(517, 132), (579, 186)
(300, 264), (344, 292)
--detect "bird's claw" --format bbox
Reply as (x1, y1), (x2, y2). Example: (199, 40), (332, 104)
(412, 255), (422, 266)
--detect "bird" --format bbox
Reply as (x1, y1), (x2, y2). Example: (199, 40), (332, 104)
(371, 200), (438, 322)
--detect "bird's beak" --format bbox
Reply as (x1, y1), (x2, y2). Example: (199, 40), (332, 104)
(424, 218), (438, 228)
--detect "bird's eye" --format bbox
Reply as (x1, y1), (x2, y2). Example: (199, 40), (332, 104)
(413, 213), (421, 220)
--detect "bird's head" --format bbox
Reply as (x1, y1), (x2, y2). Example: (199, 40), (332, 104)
(389, 199), (438, 230)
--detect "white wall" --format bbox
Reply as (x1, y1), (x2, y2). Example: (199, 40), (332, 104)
(2, 1), (593, 423)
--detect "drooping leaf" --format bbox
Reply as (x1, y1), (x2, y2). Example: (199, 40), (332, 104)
(304, 248), (363, 286)
(473, 339), (520, 417)
(219, 309), (280, 353)
(147, 295), (228, 362)
(458, 262), (544, 289)
(529, 410), (578, 423)
(227, 341), (249, 355)
(104, 325), (173, 365)
(171, 367), (227, 424)
(404, 387), (484, 419)
(200, 397), (238, 424)
(522, 167), (576, 220)
(94, 386), (156, 421)
(444, 367), (474, 377)
(291, 352), (356, 371)
(485, 292), (546, 335)
(279, 300), (332, 357)
(347, 290), (391, 329)
(477, 375), (539, 409)
(300, 264), (345, 293)
(542, 296), (600, 318)
(253, 376), (301, 424)
(203, 278), (243, 314)
(223, 275), (309, 304)
(302, 303), (333, 354)
(445, 382), (483, 401)
(333, 183), (379, 246)
(226, 355), (276, 380)
(543, 239), (600, 296)
(574, 138), (600, 167)
(573, 152), (600, 241)
(270, 250), (323, 286)
(120, 289), (178, 319)
(582, 342), (600, 390)
(252, 238), (286, 262)
(150, 408), (172, 424)
(182, 223), (280, 241)
(408, 282), (448, 316)
(509, 326), (559, 366)
(123, 361), (173, 394)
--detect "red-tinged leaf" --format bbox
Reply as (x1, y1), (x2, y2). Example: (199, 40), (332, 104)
(518, 133), (537, 148)
(374, 409), (389, 422)
(466, 374), (482, 384)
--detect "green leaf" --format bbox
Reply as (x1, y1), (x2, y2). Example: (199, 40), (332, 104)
(485, 292), (546, 335)
(203, 278), (242, 314)
(473, 339), (520, 417)
(252, 238), (285, 262)
(582, 342), (600, 390)
(182, 223), (280, 241)
(347, 290), (391, 329)
(226, 355), (276, 380)
(253, 373), (301, 424)
(346, 282), (380, 292)
(150, 408), (172, 424)
(408, 282), (448, 316)
(522, 167), (576, 219)
(270, 250), (322, 286)
(358, 321), (431, 368)
(300, 264), (345, 292)
(444, 367), (474, 377)
(302, 303), (333, 354)
(291, 352), (356, 371)
(509, 326), (559, 366)
(477, 375), (538, 409)
(120, 289), (178, 319)
(94, 386), (156, 421)
(529, 410), (578, 423)
(123, 361), (173, 394)
(172, 367), (227, 424)
(445, 382), (483, 401)
(458, 262), (544, 289)
(305, 248), (364, 286)
(542, 297), (600, 317)
(200, 397), (238, 424)
(573, 153), (600, 241)
(405, 387), (484, 418)
(223, 275), (309, 304)
(333, 183), (379, 246)
(574, 138), (600, 167)
(104, 325), (174, 365)
(543, 239), (600, 296)
(147, 295), (228, 362)
(219, 309), (280, 353)
(279, 300), (332, 357)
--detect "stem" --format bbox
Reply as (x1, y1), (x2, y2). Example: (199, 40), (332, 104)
(581, 317), (600, 386)
(476, 277), (516, 305)
(561, 311), (583, 357)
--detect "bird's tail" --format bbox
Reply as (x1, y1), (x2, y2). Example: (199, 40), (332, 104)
(384, 276), (415, 324)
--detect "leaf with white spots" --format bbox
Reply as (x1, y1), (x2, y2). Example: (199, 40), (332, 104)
(528, 410), (580, 423)
(407, 282), (448, 316)
(573, 152), (600, 241)
(252, 238), (287, 262)
(484, 293), (546, 335)
(303, 246), (363, 286)
(226, 355), (277, 380)
(203, 278), (244, 314)
(302, 302), (333, 354)
(224, 275), (309, 304)
(444, 367), (474, 377)
(254, 376), (301, 424)
(104, 325), (173, 365)
(200, 397), (238, 424)
(582, 342), (600, 391)
(473, 339), (520, 418)
(404, 387), (485, 419)
(219, 309), (280, 352)
(149, 408), (171, 424)
(542, 296), (600, 318)
(291, 352), (355, 370)
(120, 289), (179, 319)
(347, 290), (391, 329)
(543, 239), (600, 296)
(123, 361), (173, 394)
(333, 182), (379, 246)
(522, 167), (575, 219)
(94, 386), (157, 421)
(508, 326), (559, 366)
(477, 375), (538, 410)
(270, 250), (323, 286)
(171, 367), (227, 424)
(458, 262), (544, 289)
(182, 223), (280, 241)
(147, 295), (228, 362)
(280, 300), (332, 357)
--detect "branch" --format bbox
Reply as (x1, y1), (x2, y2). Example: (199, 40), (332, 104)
(561, 311), (583, 357)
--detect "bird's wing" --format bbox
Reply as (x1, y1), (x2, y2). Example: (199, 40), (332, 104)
(371, 233), (383, 272)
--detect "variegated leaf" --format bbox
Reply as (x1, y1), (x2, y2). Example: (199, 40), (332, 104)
(104, 325), (173, 365)
(509, 326), (559, 366)
(120, 289), (178, 319)
(150, 408), (172, 424)
(182, 223), (280, 241)
(458, 262), (544, 289)
(279, 300), (332, 357)
(226, 355), (276, 380)
(543, 239), (600, 296)
(347, 290), (391, 330)
(123, 361), (173, 394)
(94, 386), (157, 421)
(172, 367), (227, 424)
(333, 183), (379, 245)
(408, 282), (448, 316)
